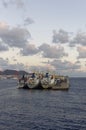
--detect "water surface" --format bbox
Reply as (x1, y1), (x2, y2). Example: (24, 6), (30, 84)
(0, 78), (86, 130)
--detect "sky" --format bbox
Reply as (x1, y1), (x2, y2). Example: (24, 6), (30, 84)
(0, 0), (86, 77)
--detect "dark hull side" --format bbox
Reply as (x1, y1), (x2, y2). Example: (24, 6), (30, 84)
(22, 82), (44, 90)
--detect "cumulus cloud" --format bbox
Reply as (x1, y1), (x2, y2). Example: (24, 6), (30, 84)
(70, 32), (86, 47)
(20, 44), (39, 56)
(52, 29), (69, 43)
(77, 46), (86, 58)
(39, 43), (68, 58)
(21, 43), (68, 58)
(25, 60), (85, 77)
(51, 60), (81, 70)
(0, 22), (31, 48)
(0, 41), (9, 51)
(52, 29), (86, 47)
(50, 60), (81, 76)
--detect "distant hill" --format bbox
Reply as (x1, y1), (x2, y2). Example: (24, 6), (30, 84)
(0, 69), (28, 75)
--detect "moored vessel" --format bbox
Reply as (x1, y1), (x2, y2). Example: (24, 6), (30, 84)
(18, 72), (70, 90)
(18, 73), (40, 89)
(52, 76), (69, 90)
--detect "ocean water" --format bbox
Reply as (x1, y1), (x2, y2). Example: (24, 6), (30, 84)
(0, 78), (86, 130)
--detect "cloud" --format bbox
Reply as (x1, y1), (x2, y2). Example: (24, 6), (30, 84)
(25, 62), (86, 77)
(29, 65), (49, 72)
(2, 0), (8, 8)
(14, 0), (25, 8)
(39, 43), (68, 58)
(0, 58), (9, 69)
(52, 29), (86, 47)
(24, 17), (34, 26)
(21, 43), (68, 58)
(0, 41), (9, 51)
(52, 29), (69, 43)
(70, 32), (86, 46)
(0, 22), (31, 48)
(0, 57), (25, 70)
(77, 46), (86, 58)
(51, 60), (81, 70)
(50, 59), (82, 76)
(2, 0), (25, 8)
(20, 43), (39, 56)
(8, 63), (25, 70)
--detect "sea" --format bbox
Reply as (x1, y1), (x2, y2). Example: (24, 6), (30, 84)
(0, 78), (86, 130)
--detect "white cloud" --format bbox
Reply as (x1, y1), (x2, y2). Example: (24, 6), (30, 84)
(77, 46), (86, 58)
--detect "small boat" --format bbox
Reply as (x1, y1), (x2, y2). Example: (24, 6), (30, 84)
(40, 73), (53, 89)
(41, 78), (50, 89)
(26, 77), (40, 89)
(18, 73), (70, 90)
(18, 73), (40, 89)
(52, 76), (70, 90)
(18, 75), (27, 89)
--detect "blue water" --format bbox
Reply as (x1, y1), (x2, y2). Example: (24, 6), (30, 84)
(0, 78), (86, 130)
